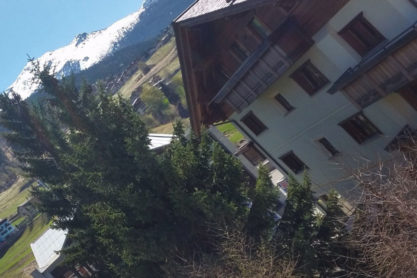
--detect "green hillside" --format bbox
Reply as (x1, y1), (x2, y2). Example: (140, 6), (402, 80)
(117, 34), (189, 131)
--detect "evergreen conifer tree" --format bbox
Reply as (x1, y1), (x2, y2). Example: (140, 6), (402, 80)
(0, 71), (255, 277)
(246, 166), (280, 241)
(276, 174), (317, 275)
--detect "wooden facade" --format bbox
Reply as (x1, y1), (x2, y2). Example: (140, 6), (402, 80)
(330, 22), (417, 108)
(174, 0), (349, 133)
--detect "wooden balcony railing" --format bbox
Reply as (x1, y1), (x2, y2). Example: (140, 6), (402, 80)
(329, 22), (417, 108)
(209, 19), (313, 112)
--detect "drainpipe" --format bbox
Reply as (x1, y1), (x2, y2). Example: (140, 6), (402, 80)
(229, 119), (289, 175)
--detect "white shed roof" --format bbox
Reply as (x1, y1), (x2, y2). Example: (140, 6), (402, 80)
(148, 133), (173, 150)
(30, 228), (67, 273)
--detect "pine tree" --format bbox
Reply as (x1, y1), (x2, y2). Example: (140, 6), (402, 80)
(246, 166), (280, 241)
(276, 174), (317, 275)
(0, 70), (254, 277)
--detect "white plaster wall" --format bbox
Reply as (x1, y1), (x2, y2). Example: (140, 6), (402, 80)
(229, 0), (417, 197)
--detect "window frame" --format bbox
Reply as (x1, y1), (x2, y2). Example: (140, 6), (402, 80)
(317, 137), (340, 157)
(339, 112), (382, 144)
(241, 111), (267, 136)
(280, 151), (308, 174)
(274, 93), (295, 113)
(338, 12), (386, 57)
(290, 60), (329, 95)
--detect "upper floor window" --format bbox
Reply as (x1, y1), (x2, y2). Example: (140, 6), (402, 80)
(339, 112), (381, 144)
(280, 151), (308, 174)
(249, 17), (271, 39)
(290, 60), (329, 95)
(338, 12), (385, 57)
(241, 111), (267, 136)
(275, 93), (294, 113)
(317, 137), (339, 157)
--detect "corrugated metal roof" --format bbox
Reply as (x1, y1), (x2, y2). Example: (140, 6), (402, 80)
(30, 228), (67, 273)
(176, 0), (249, 22)
(148, 133), (173, 150)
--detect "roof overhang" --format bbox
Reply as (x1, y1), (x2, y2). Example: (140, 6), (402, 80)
(328, 22), (417, 95)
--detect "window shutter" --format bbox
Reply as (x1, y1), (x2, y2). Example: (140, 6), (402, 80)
(339, 113), (381, 144)
(291, 61), (329, 95)
(241, 112), (267, 136)
(339, 13), (385, 57)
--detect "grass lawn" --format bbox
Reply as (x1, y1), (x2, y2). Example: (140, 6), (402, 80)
(0, 177), (32, 219)
(0, 214), (51, 278)
(118, 69), (144, 99)
(159, 58), (180, 80)
(146, 37), (176, 66)
(216, 123), (245, 145)
(151, 119), (190, 134)
(118, 37), (178, 100)
(12, 216), (27, 227)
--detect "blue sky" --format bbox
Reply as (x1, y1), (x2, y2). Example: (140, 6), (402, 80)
(0, 0), (143, 91)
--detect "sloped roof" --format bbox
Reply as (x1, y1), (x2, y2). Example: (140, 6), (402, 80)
(30, 228), (68, 273)
(175, 0), (276, 26)
(176, 0), (249, 22)
(148, 133), (173, 150)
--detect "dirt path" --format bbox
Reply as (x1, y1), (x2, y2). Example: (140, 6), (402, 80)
(136, 46), (178, 87)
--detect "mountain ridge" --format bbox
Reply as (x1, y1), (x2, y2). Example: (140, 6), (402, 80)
(7, 0), (193, 99)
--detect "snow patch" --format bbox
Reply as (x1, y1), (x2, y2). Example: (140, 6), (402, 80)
(8, 7), (144, 99)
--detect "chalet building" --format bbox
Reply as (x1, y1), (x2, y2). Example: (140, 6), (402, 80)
(173, 0), (417, 200)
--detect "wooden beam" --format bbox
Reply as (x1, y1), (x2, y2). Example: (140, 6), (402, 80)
(387, 55), (414, 82)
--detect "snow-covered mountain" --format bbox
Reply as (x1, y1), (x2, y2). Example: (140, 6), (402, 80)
(8, 0), (193, 99)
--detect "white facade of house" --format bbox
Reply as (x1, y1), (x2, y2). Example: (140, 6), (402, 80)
(225, 0), (417, 199)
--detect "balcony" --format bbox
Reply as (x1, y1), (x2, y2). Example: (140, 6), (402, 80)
(209, 19), (313, 112)
(384, 125), (417, 152)
(208, 125), (288, 198)
(329, 22), (417, 108)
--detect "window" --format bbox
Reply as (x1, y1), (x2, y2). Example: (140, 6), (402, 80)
(280, 151), (308, 174)
(339, 113), (381, 144)
(241, 112), (267, 136)
(290, 60), (329, 95)
(275, 94), (294, 113)
(249, 17), (271, 39)
(318, 138), (339, 157)
(338, 12), (385, 57)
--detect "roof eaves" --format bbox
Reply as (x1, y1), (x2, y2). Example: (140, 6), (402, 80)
(175, 0), (274, 27)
